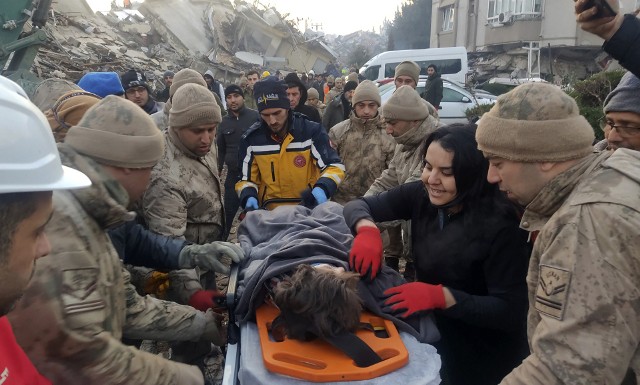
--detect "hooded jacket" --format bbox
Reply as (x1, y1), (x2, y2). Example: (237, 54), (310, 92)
(8, 144), (208, 385)
(500, 149), (640, 385)
(284, 74), (321, 123)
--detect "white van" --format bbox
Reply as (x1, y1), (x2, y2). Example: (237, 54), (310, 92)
(360, 47), (468, 84)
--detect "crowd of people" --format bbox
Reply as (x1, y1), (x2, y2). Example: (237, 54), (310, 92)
(1, 1), (640, 384)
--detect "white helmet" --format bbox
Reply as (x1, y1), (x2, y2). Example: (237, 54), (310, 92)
(0, 76), (91, 194)
(308, 70), (315, 76)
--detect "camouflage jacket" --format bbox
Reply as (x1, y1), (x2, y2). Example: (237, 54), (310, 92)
(501, 150), (640, 385)
(142, 128), (224, 244)
(8, 144), (208, 385)
(366, 115), (439, 195)
(329, 111), (395, 204)
(243, 88), (257, 111)
(150, 105), (168, 131)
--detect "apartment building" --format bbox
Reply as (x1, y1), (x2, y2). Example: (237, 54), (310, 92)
(430, 0), (639, 81)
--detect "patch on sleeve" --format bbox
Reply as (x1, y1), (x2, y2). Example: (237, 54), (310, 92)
(61, 268), (105, 315)
(535, 264), (572, 320)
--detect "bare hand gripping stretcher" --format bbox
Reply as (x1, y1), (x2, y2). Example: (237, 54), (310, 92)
(222, 202), (442, 385)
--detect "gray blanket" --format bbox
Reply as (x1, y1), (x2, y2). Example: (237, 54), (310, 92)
(235, 202), (439, 344)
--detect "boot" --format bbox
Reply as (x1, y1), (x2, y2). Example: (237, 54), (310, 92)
(385, 257), (399, 272)
(403, 261), (416, 282)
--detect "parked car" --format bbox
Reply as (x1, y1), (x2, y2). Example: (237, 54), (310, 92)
(378, 76), (497, 124)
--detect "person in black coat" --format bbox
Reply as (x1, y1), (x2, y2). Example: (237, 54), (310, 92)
(344, 123), (530, 385)
(284, 72), (322, 123)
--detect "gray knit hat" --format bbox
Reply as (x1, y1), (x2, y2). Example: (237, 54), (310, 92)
(603, 71), (640, 115)
(394, 61), (420, 84)
(307, 87), (320, 100)
(170, 68), (208, 97)
(352, 80), (381, 106)
(382, 85), (429, 121)
(65, 96), (164, 168)
(170, 83), (222, 129)
(476, 82), (594, 162)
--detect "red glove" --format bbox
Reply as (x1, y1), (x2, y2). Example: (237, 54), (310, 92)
(383, 282), (446, 318)
(348, 226), (383, 281)
(188, 290), (225, 312)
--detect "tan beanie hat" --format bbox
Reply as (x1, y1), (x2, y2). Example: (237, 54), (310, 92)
(307, 87), (320, 99)
(382, 85), (429, 121)
(347, 72), (358, 83)
(476, 82), (595, 162)
(170, 83), (221, 129)
(394, 61), (421, 84)
(170, 68), (208, 97)
(352, 80), (381, 106)
(45, 90), (102, 143)
(65, 95), (164, 168)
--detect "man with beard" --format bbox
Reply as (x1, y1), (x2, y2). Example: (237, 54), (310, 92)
(284, 72), (322, 123)
(217, 84), (259, 238)
(0, 75), (90, 384)
(594, 72), (640, 152)
(121, 69), (164, 115)
(236, 76), (344, 210)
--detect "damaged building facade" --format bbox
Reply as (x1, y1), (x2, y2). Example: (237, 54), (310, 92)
(429, 0), (639, 84)
(5, 0), (336, 97)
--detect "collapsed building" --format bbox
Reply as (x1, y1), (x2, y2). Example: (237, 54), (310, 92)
(2, 0), (337, 97)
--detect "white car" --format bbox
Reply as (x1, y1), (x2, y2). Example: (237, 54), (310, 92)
(379, 77), (496, 124)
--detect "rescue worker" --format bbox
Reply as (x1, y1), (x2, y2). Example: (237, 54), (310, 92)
(329, 80), (395, 205)
(393, 60), (439, 117)
(151, 68), (208, 132)
(0, 75), (90, 385)
(236, 76), (345, 210)
(366, 86), (439, 279)
(9, 95), (225, 385)
(244, 70), (260, 110)
(475, 82), (640, 385)
(121, 69), (164, 114)
(141, 83), (225, 308)
(217, 84), (259, 238)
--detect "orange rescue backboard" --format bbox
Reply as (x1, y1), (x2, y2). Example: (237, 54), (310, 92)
(255, 303), (409, 382)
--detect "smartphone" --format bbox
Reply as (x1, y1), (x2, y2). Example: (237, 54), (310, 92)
(585, 0), (617, 19)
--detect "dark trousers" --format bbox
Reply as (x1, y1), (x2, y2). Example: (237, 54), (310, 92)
(223, 172), (240, 240)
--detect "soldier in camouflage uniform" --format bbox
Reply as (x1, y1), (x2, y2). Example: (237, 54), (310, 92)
(151, 68), (209, 132)
(476, 82), (640, 385)
(141, 83), (225, 307)
(8, 96), (224, 385)
(329, 80), (395, 205)
(366, 86), (439, 278)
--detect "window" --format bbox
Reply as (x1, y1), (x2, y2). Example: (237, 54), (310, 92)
(362, 65), (380, 81)
(487, 0), (542, 22)
(441, 88), (467, 103)
(442, 6), (455, 32)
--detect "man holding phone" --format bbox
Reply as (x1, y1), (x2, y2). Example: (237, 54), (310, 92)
(575, 0), (640, 78)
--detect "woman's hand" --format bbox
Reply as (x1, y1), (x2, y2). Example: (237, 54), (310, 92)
(348, 222), (383, 281)
(384, 282), (453, 318)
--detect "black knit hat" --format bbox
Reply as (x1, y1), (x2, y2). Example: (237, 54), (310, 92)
(121, 69), (148, 90)
(253, 76), (290, 112)
(344, 80), (358, 93)
(225, 84), (243, 98)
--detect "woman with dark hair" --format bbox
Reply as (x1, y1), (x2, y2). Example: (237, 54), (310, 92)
(344, 123), (530, 385)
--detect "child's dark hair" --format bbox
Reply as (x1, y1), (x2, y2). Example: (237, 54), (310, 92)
(272, 264), (362, 340)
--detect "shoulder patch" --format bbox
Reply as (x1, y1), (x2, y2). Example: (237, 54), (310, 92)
(61, 268), (105, 315)
(535, 264), (572, 320)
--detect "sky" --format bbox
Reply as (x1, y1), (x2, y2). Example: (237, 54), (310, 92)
(85, 0), (407, 35)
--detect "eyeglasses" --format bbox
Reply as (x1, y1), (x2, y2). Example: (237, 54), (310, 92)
(600, 118), (640, 137)
(125, 86), (147, 96)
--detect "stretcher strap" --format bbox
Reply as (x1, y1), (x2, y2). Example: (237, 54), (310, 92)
(324, 332), (383, 368)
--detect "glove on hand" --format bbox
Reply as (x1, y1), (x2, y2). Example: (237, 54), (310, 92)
(178, 242), (244, 275)
(245, 197), (259, 211)
(383, 282), (446, 318)
(201, 309), (227, 346)
(188, 289), (225, 312)
(348, 226), (383, 281)
(311, 187), (328, 205)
